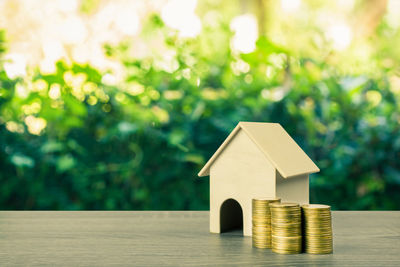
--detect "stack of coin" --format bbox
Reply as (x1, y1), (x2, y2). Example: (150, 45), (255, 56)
(302, 204), (333, 254)
(252, 198), (281, 248)
(270, 202), (302, 254)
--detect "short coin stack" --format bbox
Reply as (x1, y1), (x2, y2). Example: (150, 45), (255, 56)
(270, 202), (302, 254)
(252, 198), (281, 248)
(302, 204), (333, 254)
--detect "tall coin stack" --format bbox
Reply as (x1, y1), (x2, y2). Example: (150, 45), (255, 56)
(270, 202), (302, 254)
(252, 198), (281, 248)
(301, 204), (333, 254)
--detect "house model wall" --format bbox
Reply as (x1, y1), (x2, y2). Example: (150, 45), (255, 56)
(198, 122), (319, 236)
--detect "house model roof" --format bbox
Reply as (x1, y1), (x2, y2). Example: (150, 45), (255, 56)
(198, 122), (320, 178)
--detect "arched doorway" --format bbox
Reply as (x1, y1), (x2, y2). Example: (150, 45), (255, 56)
(220, 198), (243, 233)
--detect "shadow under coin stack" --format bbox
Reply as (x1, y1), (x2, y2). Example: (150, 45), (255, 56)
(270, 202), (302, 254)
(252, 198), (281, 248)
(301, 204), (333, 254)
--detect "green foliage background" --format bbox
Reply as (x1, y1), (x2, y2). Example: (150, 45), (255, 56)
(1, 6), (400, 210)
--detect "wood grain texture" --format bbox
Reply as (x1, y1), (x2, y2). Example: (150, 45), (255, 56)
(0, 211), (399, 266)
(210, 129), (277, 236)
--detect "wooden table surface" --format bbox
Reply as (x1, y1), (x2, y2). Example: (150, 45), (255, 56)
(0, 211), (399, 266)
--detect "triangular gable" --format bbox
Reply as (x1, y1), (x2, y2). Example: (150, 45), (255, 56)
(198, 122), (319, 178)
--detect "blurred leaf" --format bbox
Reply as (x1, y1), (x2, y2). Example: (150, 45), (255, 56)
(41, 141), (64, 153)
(56, 155), (76, 173)
(10, 154), (35, 168)
(1, 6), (400, 211)
(117, 121), (138, 135)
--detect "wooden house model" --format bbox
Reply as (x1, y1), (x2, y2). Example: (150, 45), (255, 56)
(198, 122), (319, 236)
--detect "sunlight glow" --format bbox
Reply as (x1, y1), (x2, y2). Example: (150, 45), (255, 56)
(55, 0), (78, 13)
(42, 40), (65, 61)
(125, 82), (145, 96)
(101, 73), (118, 86)
(115, 10), (140, 36)
(326, 23), (352, 50)
(39, 59), (57, 74)
(4, 53), (27, 79)
(48, 84), (62, 99)
(24, 116), (47, 135)
(337, 0), (355, 11)
(231, 60), (250, 75)
(230, 14), (258, 54)
(72, 45), (90, 64)
(22, 102), (41, 115)
(161, 0), (201, 38)
(5, 121), (24, 133)
(87, 95), (98, 105)
(15, 83), (29, 98)
(40, 40), (66, 74)
(387, 0), (400, 28)
(154, 49), (180, 73)
(281, 0), (301, 12)
(32, 79), (48, 92)
(389, 76), (400, 94)
(152, 106), (170, 123)
(366, 90), (382, 107)
(261, 87), (286, 102)
(164, 90), (183, 100)
(60, 16), (87, 45)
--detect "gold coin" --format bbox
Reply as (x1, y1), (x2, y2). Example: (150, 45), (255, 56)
(252, 198), (282, 249)
(302, 204), (333, 254)
(270, 202), (302, 254)
(302, 204), (330, 210)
